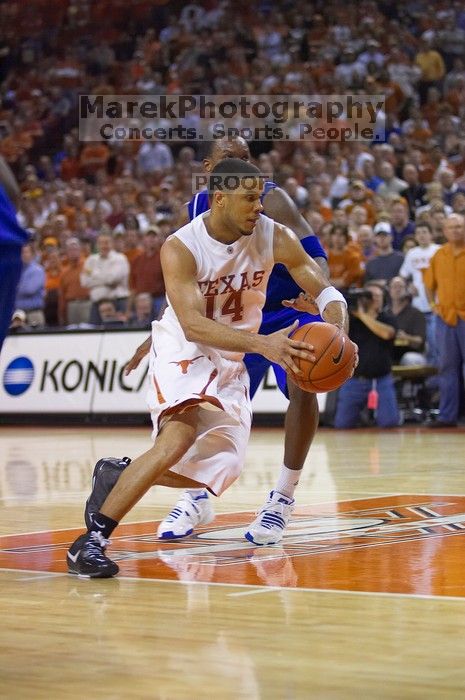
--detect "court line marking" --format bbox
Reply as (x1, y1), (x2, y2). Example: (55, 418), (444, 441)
(1, 568), (465, 602)
(0, 493), (437, 539)
(14, 572), (63, 581)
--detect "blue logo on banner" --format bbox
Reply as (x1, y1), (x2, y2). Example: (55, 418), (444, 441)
(3, 356), (35, 396)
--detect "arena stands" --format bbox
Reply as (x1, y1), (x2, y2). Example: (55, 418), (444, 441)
(3, 0), (465, 421)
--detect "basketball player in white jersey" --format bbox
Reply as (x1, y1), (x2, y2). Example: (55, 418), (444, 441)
(67, 159), (350, 577)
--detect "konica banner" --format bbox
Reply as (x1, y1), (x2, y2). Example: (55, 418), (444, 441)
(0, 330), (326, 415)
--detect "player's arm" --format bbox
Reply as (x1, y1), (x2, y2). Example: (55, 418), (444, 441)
(175, 202), (190, 228)
(0, 155), (20, 207)
(124, 302), (168, 375)
(263, 186), (329, 275)
(161, 236), (316, 375)
(125, 336), (151, 374)
(273, 223), (349, 333)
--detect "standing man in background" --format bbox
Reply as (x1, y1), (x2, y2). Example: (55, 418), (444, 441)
(399, 222), (439, 364)
(424, 213), (465, 427)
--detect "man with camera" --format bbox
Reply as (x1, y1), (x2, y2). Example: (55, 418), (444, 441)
(334, 283), (400, 428)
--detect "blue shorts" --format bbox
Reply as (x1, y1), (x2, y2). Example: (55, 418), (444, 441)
(244, 307), (321, 399)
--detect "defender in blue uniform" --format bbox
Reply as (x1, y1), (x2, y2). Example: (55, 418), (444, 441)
(0, 157), (29, 354)
(189, 178), (325, 397)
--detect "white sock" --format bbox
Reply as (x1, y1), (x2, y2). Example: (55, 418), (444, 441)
(187, 488), (207, 500)
(275, 465), (301, 500)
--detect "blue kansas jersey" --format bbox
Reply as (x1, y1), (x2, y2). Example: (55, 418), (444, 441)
(187, 182), (326, 398)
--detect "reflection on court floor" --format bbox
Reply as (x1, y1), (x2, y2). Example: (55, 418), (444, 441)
(1, 495), (464, 597)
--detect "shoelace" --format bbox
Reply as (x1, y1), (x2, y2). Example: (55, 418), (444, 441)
(88, 531), (111, 552)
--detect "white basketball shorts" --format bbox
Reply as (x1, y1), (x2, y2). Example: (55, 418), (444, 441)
(145, 317), (252, 496)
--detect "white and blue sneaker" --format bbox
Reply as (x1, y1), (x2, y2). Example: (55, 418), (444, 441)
(245, 491), (295, 546)
(157, 490), (215, 539)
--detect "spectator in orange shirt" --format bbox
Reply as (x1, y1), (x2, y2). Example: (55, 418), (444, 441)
(423, 213), (465, 426)
(79, 143), (110, 181)
(306, 183), (333, 222)
(130, 228), (165, 318)
(123, 226), (143, 265)
(327, 223), (364, 291)
(59, 143), (81, 181)
(341, 180), (377, 225)
(59, 238), (91, 326)
(415, 37), (446, 105)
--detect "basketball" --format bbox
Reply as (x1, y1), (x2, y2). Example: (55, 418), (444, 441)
(290, 322), (355, 393)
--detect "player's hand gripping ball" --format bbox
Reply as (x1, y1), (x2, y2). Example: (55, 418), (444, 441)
(290, 322), (357, 393)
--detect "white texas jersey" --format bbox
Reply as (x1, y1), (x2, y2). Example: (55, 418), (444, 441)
(161, 211), (275, 361)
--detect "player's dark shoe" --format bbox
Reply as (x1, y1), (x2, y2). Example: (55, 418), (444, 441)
(67, 531), (119, 578)
(84, 457), (131, 529)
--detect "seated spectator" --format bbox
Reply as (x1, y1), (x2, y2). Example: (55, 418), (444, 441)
(8, 309), (31, 334)
(283, 177), (308, 210)
(326, 224), (364, 291)
(416, 182), (452, 218)
(389, 198), (415, 250)
(79, 143), (110, 182)
(387, 276), (427, 366)
(356, 224), (376, 262)
(130, 228), (165, 319)
(377, 162), (408, 199)
(348, 205), (367, 241)
(340, 180), (376, 225)
(122, 226), (143, 264)
(362, 158), (383, 193)
(81, 233), (129, 325)
(415, 37), (446, 105)
(400, 164), (428, 220)
(128, 292), (154, 329)
(59, 238), (91, 326)
(97, 299), (126, 328)
(365, 223), (404, 285)
(401, 235), (417, 254)
(334, 282), (400, 429)
(14, 242), (46, 328)
(429, 201), (449, 243)
(136, 141), (174, 177)
(154, 181), (178, 221)
(438, 167), (465, 207)
(306, 183), (332, 222)
(112, 229), (126, 255)
(451, 190), (465, 215)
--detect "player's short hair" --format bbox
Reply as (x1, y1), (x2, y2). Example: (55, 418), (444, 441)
(209, 158), (263, 194)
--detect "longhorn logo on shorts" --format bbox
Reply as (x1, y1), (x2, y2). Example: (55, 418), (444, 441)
(169, 355), (205, 374)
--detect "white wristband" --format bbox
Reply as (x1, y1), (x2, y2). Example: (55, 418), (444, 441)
(314, 286), (347, 316)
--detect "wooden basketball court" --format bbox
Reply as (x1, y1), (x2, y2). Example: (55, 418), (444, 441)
(1, 424), (465, 698)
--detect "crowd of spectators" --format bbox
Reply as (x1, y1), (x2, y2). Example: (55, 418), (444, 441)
(2, 0), (465, 402)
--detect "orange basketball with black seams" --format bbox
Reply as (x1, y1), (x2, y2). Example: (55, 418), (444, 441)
(290, 322), (355, 393)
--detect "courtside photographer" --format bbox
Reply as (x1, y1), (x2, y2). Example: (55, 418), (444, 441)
(334, 283), (400, 428)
